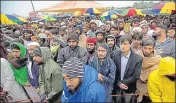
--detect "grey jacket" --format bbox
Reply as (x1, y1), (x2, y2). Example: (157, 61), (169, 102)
(38, 47), (63, 99)
(57, 46), (88, 67)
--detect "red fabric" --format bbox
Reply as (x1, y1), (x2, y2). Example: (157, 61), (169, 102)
(87, 38), (96, 44)
(127, 8), (137, 16)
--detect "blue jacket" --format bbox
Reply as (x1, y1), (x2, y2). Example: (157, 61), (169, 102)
(62, 65), (107, 102)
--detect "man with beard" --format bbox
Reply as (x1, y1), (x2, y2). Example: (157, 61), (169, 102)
(105, 35), (119, 58)
(32, 47), (63, 102)
(21, 29), (34, 46)
(118, 20), (126, 35)
(86, 37), (97, 62)
(162, 17), (170, 28)
(95, 29), (106, 47)
(57, 33), (88, 67)
(153, 24), (175, 58)
(105, 21), (111, 36)
(87, 20), (97, 37)
(62, 57), (106, 102)
(136, 38), (162, 103)
(26, 42), (40, 89)
(148, 57), (175, 102)
(88, 43), (116, 102)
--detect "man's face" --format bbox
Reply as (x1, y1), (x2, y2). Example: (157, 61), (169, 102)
(27, 45), (38, 55)
(33, 55), (43, 64)
(154, 27), (162, 37)
(32, 39), (40, 43)
(59, 30), (66, 36)
(167, 29), (175, 39)
(110, 28), (118, 35)
(132, 38), (141, 47)
(86, 43), (95, 52)
(141, 26), (148, 34)
(90, 23), (97, 30)
(107, 38), (115, 48)
(151, 22), (157, 27)
(97, 46), (107, 60)
(133, 22), (139, 27)
(120, 41), (131, 53)
(11, 49), (21, 58)
(96, 33), (104, 42)
(119, 23), (124, 28)
(105, 24), (111, 32)
(163, 19), (169, 25)
(142, 45), (154, 57)
(68, 40), (78, 48)
(24, 33), (32, 39)
(63, 75), (81, 92)
(75, 29), (81, 35)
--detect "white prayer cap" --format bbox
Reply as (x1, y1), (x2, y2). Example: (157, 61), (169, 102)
(27, 42), (40, 47)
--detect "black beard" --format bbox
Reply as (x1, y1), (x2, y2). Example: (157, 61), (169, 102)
(166, 76), (176, 81)
(119, 27), (124, 31)
(68, 79), (82, 95)
(87, 48), (95, 54)
(70, 46), (77, 50)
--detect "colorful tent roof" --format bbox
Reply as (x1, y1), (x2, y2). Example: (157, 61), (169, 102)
(38, 1), (109, 12)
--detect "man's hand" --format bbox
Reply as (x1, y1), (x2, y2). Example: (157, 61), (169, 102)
(119, 83), (128, 90)
(25, 82), (31, 87)
(98, 73), (104, 82)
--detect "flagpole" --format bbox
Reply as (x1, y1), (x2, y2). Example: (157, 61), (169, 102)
(31, 0), (35, 11)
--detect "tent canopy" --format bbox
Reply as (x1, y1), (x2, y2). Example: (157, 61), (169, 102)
(38, 1), (109, 12)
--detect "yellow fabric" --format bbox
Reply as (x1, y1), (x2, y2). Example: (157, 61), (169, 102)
(0, 14), (15, 24)
(17, 17), (27, 22)
(160, 2), (176, 14)
(136, 9), (146, 16)
(74, 11), (82, 16)
(148, 57), (175, 102)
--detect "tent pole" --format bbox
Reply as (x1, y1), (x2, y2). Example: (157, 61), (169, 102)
(31, 0), (35, 11)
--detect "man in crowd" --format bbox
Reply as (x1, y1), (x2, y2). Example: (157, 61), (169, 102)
(57, 33), (88, 67)
(118, 20), (126, 35)
(110, 25), (121, 47)
(105, 35), (119, 58)
(62, 57), (107, 102)
(136, 38), (162, 103)
(95, 29), (106, 46)
(32, 47), (63, 102)
(167, 27), (175, 40)
(86, 37), (97, 62)
(139, 20), (149, 38)
(75, 25), (87, 49)
(105, 21), (111, 36)
(131, 32), (143, 54)
(153, 24), (175, 58)
(26, 42), (40, 89)
(148, 57), (175, 102)
(89, 43), (116, 102)
(112, 35), (142, 103)
(87, 20), (97, 37)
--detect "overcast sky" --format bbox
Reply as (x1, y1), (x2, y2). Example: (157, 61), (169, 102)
(1, 1), (160, 17)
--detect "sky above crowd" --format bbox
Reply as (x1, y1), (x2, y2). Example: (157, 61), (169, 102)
(1, 1), (160, 17)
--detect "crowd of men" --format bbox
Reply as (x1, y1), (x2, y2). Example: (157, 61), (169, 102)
(0, 14), (175, 103)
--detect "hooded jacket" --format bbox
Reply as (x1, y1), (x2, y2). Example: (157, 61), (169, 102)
(10, 42), (29, 86)
(88, 43), (116, 94)
(38, 47), (63, 100)
(148, 57), (175, 102)
(62, 65), (107, 102)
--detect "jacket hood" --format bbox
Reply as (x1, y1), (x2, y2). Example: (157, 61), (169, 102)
(10, 42), (26, 58)
(63, 65), (98, 97)
(97, 43), (111, 58)
(158, 57), (175, 76)
(40, 47), (52, 63)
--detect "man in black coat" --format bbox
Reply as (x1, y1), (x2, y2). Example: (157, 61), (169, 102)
(112, 35), (142, 103)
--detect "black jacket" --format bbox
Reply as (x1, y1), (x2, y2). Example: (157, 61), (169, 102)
(112, 50), (142, 93)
